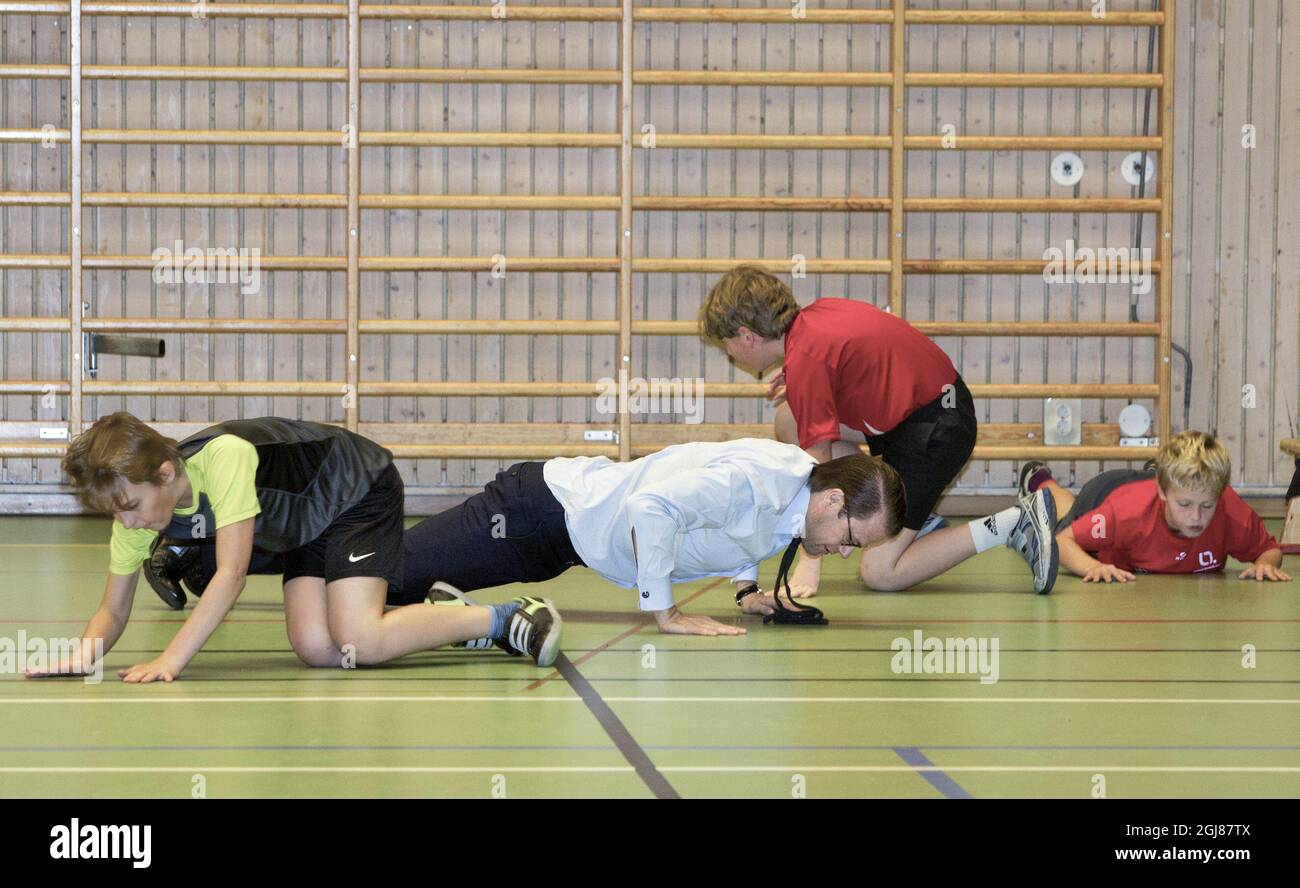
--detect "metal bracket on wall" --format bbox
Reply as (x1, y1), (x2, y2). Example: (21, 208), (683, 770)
(83, 333), (166, 379)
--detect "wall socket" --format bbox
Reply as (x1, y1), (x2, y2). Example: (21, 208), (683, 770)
(1043, 398), (1082, 446)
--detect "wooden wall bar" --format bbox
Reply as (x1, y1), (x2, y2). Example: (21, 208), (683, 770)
(2, 1), (1295, 508)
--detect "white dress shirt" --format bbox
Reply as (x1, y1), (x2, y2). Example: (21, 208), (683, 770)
(542, 438), (816, 611)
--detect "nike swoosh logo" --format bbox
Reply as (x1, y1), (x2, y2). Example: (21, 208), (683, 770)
(348, 552), (375, 563)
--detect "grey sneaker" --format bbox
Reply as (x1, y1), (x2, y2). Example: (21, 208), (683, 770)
(1006, 489), (1060, 595)
(1017, 460), (1051, 498)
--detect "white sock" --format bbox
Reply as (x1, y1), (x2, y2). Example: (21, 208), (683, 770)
(968, 506), (1022, 553)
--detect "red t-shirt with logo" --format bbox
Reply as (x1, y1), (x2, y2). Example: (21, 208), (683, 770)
(782, 299), (958, 449)
(1069, 478), (1278, 573)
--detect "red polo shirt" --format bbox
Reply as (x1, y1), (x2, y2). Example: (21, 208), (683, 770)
(1069, 479), (1278, 573)
(782, 298), (958, 448)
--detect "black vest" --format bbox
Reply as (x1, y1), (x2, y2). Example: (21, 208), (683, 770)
(161, 418), (393, 552)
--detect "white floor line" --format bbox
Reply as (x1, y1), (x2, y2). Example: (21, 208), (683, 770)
(0, 765), (1297, 775)
(0, 695), (1297, 705)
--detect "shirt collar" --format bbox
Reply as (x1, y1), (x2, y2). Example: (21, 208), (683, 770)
(775, 484), (812, 540)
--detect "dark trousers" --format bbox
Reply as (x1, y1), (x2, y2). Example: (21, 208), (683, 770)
(204, 460), (583, 605)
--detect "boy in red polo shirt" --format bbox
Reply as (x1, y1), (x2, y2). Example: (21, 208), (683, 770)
(1019, 430), (1290, 582)
(699, 266), (1060, 595)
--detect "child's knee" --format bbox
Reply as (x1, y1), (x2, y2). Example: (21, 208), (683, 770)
(328, 624), (387, 665)
(289, 634), (342, 668)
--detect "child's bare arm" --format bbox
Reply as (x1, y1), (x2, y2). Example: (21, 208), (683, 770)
(25, 572), (136, 677)
(1056, 528), (1134, 583)
(119, 517), (255, 682)
(1238, 548), (1292, 582)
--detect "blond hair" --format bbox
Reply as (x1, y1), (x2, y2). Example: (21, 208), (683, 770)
(1155, 430), (1231, 497)
(62, 412), (184, 513)
(698, 265), (800, 343)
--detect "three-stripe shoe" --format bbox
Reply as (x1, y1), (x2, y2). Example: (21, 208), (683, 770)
(499, 596), (563, 668)
(427, 583), (563, 667)
(1006, 488), (1060, 595)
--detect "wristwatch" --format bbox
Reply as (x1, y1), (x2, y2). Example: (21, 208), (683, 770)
(734, 582), (761, 607)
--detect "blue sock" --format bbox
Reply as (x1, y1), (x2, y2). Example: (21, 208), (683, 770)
(488, 602), (519, 639)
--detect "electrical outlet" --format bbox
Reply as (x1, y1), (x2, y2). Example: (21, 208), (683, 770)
(583, 430), (617, 443)
(1043, 398), (1082, 446)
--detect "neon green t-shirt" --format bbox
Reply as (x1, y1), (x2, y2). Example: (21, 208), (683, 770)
(108, 434), (262, 575)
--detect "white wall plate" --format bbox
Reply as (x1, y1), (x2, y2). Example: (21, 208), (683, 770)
(1043, 398), (1083, 446)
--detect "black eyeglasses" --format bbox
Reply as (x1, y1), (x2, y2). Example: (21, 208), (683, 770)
(842, 510), (859, 549)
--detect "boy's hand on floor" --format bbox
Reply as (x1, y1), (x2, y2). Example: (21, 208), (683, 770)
(654, 608), (746, 637)
(1081, 564), (1136, 584)
(1238, 563), (1292, 582)
(24, 658), (92, 678)
(118, 656), (182, 683)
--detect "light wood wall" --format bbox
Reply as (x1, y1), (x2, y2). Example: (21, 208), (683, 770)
(1, 0), (1296, 511)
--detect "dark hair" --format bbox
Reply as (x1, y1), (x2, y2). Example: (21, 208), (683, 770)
(808, 453), (906, 539)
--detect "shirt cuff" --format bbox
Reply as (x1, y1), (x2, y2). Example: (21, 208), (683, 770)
(732, 564), (759, 585)
(637, 577), (675, 612)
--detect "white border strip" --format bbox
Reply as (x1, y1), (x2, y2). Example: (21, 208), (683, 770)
(1, 695), (1298, 705)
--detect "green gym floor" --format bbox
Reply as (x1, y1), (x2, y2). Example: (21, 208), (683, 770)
(1, 515), (1297, 799)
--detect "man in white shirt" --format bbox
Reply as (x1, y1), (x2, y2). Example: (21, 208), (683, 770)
(398, 439), (907, 636)
(154, 439), (908, 637)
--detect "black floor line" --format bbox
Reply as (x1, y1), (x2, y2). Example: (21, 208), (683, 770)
(554, 653), (680, 800)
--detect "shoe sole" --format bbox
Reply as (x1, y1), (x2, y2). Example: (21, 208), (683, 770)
(142, 565), (186, 611)
(1029, 490), (1060, 595)
(1018, 461), (1048, 499)
(530, 598), (564, 668)
(427, 580), (479, 606)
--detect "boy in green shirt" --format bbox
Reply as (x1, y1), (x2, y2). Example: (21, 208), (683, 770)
(27, 413), (561, 682)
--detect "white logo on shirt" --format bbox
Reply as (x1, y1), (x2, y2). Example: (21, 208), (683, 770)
(1174, 551), (1187, 562)
(348, 552), (375, 563)
(1196, 550), (1219, 570)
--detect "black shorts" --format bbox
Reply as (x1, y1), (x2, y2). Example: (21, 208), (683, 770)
(1054, 468), (1153, 535)
(865, 374), (978, 531)
(281, 462), (405, 594)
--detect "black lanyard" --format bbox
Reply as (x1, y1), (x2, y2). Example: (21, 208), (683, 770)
(765, 538), (829, 626)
